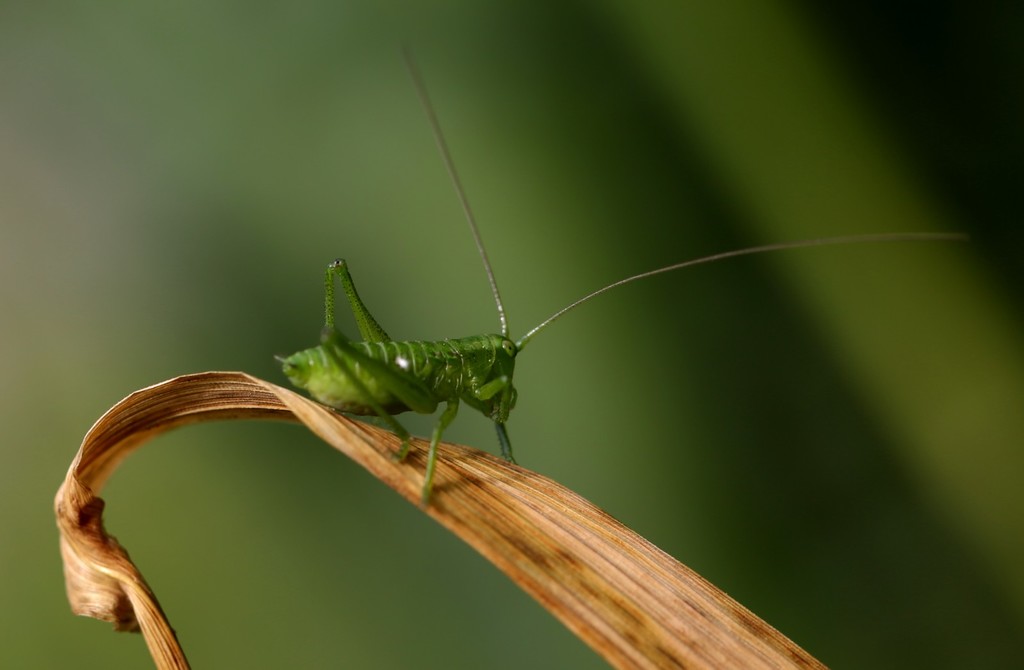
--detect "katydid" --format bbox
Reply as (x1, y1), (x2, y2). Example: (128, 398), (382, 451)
(278, 55), (965, 506)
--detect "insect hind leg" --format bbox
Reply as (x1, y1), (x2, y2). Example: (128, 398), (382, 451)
(318, 331), (415, 461)
(325, 259), (392, 342)
(318, 329), (460, 506)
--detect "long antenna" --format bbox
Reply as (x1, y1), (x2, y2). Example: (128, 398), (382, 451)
(516, 232), (967, 350)
(402, 46), (510, 338)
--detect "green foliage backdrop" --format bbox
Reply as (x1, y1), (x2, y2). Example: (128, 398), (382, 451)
(2, 1), (1021, 667)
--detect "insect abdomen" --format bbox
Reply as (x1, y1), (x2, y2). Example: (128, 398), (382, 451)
(278, 346), (409, 414)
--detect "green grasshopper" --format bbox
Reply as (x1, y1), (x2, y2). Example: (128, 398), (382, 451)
(279, 54), (964, 506)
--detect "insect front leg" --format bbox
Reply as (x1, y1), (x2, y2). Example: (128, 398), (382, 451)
(495, 422), (514, 464)
(325, 259), (392, 342)
(471, 376), (517, 463)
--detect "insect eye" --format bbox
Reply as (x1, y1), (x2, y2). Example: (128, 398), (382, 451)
(502, 340), (516, 356)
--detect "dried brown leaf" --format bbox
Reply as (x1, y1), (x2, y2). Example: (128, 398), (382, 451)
(55, 371), (826, 669)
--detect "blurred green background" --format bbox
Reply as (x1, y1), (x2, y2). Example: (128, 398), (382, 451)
(2, 1), (1022, 667)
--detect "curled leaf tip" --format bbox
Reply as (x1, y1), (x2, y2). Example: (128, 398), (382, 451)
(56, 371), (824, 670)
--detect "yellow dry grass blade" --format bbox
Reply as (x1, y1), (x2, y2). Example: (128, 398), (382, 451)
(55, 371), (826, 669)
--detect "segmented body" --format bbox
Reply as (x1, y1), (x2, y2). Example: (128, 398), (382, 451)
(283, 333), (517, 419)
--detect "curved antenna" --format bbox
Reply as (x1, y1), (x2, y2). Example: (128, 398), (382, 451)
(402, 46), (509, 338)
(516, 232), (967, 351)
